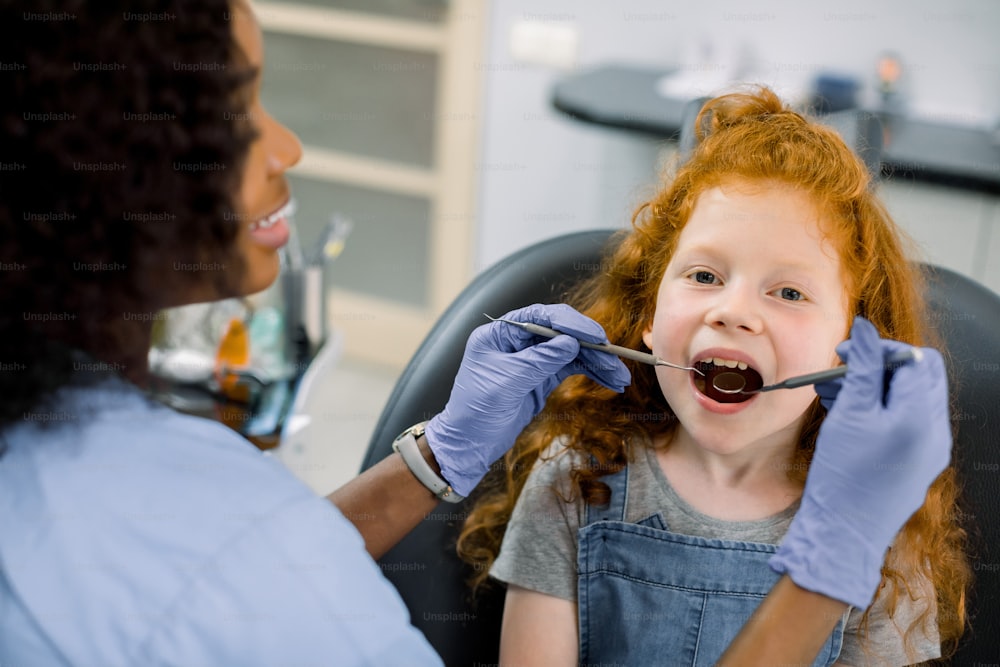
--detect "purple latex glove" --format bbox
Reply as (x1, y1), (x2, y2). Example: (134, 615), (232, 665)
(770, 317), (951, 609)
(425, 303), (631, 497)
(814, 376), (842, 412)
(815, 324), (919, 410)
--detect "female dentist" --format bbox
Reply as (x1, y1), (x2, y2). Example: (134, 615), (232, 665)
(0, 1), (951, 665)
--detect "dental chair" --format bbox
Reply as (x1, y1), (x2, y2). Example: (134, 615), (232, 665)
(359, 228), (1000, 665)
(359, 230), (611, 666)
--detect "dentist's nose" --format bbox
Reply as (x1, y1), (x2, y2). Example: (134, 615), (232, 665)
(704, 282), (764, 334)
(264, 111), (303, 176)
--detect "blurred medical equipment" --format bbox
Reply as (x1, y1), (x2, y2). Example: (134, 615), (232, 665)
(147, 209), (352, 449)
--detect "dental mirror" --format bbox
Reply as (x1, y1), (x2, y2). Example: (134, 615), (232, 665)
(711, 371), (750, 393)
(711, 347), (921, 395)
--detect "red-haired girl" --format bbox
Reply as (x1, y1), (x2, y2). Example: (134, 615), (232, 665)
(460, 87), (968, 666)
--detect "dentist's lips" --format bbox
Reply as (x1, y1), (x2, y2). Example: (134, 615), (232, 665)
(248, 198), (295, 250)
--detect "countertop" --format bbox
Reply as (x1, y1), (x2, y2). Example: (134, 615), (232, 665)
(552, 64), (1000, 195)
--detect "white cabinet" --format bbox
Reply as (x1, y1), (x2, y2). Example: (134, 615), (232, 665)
(877, 179), (998, 295)
(257, 1), (488, 367)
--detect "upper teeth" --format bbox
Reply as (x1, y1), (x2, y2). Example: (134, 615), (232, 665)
(249, 199), (297, 232)
(701, 357), (749, 370)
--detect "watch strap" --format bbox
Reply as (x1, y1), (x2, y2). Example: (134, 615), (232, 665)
(392, 422), (465, 504)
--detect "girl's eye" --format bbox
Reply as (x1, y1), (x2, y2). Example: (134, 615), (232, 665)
(779, 287), (805, 301)
(692, 270), (718, 285)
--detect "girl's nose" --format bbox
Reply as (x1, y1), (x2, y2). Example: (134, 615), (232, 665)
(704, 283), (764, 334)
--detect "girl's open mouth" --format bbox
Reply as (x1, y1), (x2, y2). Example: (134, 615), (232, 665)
(692, 357), (763, 404)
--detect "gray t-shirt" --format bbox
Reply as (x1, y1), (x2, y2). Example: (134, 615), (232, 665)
(491, 440), (941, 666)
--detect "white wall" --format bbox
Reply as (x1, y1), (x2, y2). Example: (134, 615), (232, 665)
(473, 0), (1000, 291)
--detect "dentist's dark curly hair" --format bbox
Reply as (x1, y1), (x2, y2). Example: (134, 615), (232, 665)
(0, 0), (255, 428)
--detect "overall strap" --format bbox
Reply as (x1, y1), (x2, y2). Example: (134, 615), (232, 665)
(583, 456), (629, 525)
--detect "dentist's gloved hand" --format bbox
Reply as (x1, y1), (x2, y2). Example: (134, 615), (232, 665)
(814, 376), (842, 412)
(814, 319), (918, 411)
(770, 317), (951, 609)
(425, 303), (631, 497)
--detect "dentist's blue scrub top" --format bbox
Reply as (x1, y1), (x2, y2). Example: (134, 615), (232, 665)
(0, 374), (442, 666)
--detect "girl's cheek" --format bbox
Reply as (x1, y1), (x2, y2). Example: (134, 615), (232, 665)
(657, 301), (689, 330)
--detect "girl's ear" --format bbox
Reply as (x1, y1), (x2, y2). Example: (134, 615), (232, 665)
(641, 324), (654, 351)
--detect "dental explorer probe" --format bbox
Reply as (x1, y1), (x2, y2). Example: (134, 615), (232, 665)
(486, 315), (704, 376)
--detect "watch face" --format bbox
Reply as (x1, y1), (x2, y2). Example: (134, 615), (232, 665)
(404, 421), (428, 439)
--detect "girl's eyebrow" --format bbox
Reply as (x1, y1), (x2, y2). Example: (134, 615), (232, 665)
(673, 244), (719, 259)
(770, 260), (826, 275)
(678, 245), (826, 275)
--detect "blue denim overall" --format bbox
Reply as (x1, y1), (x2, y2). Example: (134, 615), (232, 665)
(577, 462), (847, 666)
